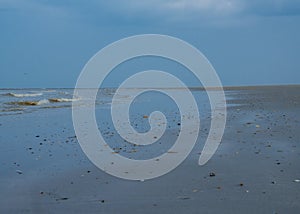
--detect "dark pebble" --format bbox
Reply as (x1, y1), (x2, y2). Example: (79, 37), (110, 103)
(56, 197), (69, 201)
(209, 172), (216, 177)
(179, 197), (190, 200)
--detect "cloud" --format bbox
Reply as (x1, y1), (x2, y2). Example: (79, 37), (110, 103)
(243, 0), (300, 16)
(1, 0), (300, 27)
(161, 0), (242, 15)
(82, 0), (300, 27)
(0, 0), (69, 18)
(108, 0), (300, 18)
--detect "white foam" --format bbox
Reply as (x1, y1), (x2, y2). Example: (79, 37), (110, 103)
(8, 93), (43, 97)
(37, 99), (49, 105)
(49, 98), (80, 103)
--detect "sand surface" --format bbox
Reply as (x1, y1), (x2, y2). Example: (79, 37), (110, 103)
(0, 86), (300, 213)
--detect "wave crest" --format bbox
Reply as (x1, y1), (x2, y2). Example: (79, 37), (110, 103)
(49, 98), (80, 103)
(7, 93), (43, 97)
(8, 99), (49, 106)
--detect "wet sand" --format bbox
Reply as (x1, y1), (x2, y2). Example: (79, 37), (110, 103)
(0, 85), (300, 213)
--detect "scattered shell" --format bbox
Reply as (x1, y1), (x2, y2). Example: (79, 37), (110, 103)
(167, 151), (177, 154)
(16, 170), (23, 174)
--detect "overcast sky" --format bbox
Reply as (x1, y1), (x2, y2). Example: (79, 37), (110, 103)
(1, 0), (300, 88)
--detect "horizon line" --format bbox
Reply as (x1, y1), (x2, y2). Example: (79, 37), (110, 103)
(0, 84), (300, 91)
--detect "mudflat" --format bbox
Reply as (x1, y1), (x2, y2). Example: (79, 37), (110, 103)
(0, 86), (299, 213)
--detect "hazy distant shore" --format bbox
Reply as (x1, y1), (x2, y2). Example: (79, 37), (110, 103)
(1, 84), (300, 91)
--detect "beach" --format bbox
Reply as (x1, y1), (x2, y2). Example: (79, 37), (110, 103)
(0, 85), (299, 213)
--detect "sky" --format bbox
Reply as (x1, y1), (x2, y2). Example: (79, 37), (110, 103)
(0, 0), (300, 88)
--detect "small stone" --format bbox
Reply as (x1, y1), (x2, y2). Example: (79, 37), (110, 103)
(56, 197), (68, 201)
(293, 179), (300, 183)
(16, 170), (23, 174)
(143, 115), (148, 119)
(178, 196), (190, 200)
(209, 172), (216, 177)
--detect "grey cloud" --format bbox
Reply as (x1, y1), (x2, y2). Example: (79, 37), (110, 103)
(241, 0), (300, 16)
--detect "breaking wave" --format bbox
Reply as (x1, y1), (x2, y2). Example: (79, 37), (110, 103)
(8, 99), (49, 106)
(49, 98), (80, 103)
(6, 93), (43, 97)
(6, 97), (79, 106)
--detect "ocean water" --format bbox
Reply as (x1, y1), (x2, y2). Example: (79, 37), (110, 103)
(0, 88), (218, 159)
(0, 88), (217, 116)
(0, 89), (80, 116)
